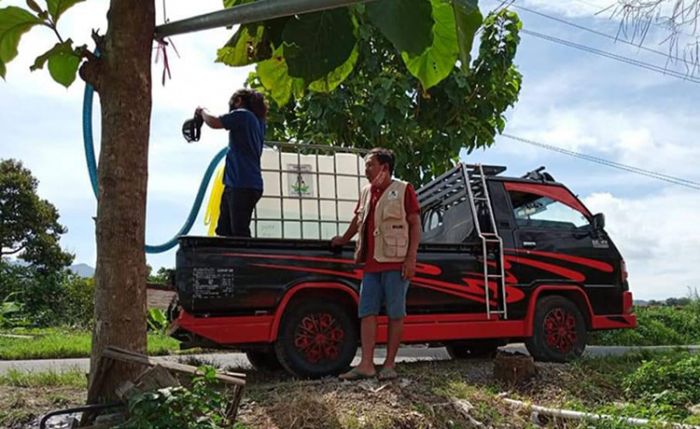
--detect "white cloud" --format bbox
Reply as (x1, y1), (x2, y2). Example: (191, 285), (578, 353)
(516, 0), (614, 18)
(583, 190), (700, 299)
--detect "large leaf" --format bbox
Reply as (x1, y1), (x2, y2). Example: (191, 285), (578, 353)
(0, 6), (42, 71)
(367, 0), (433, 56)
(47, 45), (80, 87)
(401, 0), (459, 89)
(256, 46), (304, 106)
(308, 43), (358, 93)
(0, 59), (6, 79)
(282, 8), (355, 83)
(46, 0), (84, 23)
(30, 39), (71, 71)
(216, 24), (266, 66)
(453, 0), (482, 71)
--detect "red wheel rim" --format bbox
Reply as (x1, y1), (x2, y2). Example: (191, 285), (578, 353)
(543, 308), (577, 353)
(293, 312), (345, 363)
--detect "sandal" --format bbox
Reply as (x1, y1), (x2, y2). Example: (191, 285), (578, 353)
(377, 366), (398, 380)
(339, 367), (376, 381)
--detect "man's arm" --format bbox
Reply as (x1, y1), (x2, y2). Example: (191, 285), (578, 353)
(195, 107), (224, 129)
(331, 215), (360, 247)
(402, 213), (422, 279)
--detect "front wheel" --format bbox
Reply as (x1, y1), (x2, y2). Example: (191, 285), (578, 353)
(525, 295), (587, 362)
(274, 300), (358, 378)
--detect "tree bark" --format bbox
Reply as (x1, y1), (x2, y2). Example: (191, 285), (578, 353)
(86, 0), (155, 403)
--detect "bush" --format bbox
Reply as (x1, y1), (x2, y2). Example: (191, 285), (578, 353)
(623, 354), (700, 410)
(118, 366), (233, 429)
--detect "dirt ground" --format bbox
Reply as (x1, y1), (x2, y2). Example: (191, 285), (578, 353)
(0, 358), (624, 429)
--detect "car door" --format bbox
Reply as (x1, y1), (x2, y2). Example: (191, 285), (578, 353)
(504, 182), (618, 292)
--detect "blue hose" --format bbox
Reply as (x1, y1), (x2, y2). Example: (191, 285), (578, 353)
(82, 82), (227, 253)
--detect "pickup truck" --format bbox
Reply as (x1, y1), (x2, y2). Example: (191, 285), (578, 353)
(168, 162), (636, 378)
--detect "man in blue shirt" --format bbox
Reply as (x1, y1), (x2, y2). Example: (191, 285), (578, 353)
(196, 89), (267, 237)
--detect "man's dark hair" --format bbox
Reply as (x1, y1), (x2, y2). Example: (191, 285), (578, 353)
(368, 147), (395, 174)
(229, 88), (268, 121)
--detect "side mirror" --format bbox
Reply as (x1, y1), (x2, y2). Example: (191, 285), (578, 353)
(592, 213), (605, 230)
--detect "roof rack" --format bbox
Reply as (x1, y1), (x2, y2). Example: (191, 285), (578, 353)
(521, 166), (556, 183)
(416, 164), (506, 213)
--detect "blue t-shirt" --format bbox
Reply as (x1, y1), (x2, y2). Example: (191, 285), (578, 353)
(219, 109), (265, 190)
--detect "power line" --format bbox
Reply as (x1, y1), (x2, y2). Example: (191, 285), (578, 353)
(501, 133), (700, 190)
(520, 28), (700, 84)
(513, 3), (698, 73)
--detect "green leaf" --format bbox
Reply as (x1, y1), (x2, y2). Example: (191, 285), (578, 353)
(46, 0), (84, 22)
(223, 0), (253, 7)
(282, 8), (355, 82)
(452, 0), (482, 71)
(256, 46), (304, 106)
(401, 0), (459, 89)
(0, 59), (6, 79)
(30, 39), (71, 71)
(216, 24), (265, 66)
(0, 6), (42, 65)
(308, 43), (358, 93)
(367, 0), (433, 56)
(47, 46), (79, 87)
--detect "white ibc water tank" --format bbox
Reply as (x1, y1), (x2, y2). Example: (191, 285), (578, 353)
(254, 148), (366, 240)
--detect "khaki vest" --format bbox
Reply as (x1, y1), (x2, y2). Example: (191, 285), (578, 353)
(354, 180), (410, 263)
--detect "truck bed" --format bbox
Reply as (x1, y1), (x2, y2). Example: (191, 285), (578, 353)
(176, 236), (486, 317)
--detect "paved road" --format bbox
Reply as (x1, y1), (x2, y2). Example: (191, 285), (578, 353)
(1, 344), (698, 375)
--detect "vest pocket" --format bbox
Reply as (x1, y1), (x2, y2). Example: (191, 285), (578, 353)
(383, 235), (408, 258)
(382, 201), (403, 220)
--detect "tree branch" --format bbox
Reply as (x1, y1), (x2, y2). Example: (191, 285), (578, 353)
(1, 245), (25, 256)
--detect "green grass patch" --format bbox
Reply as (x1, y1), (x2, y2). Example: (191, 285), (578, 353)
(0, 368), (86, 388)
(573, 351), (700, 425)
(590, 302), (700, 346)
(0, 328), (180, 360)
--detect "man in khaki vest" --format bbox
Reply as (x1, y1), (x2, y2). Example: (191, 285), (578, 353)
(332, 148), (421, 380)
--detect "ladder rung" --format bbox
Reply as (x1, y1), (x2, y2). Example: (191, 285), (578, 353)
(481, 233), (498, 236)
(487, 274), (502, 278)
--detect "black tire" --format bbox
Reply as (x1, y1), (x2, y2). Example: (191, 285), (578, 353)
(525, 295), (587, 362)
(245, 350), (284, 372)
(274, 299), (358, 378)
(446, 339), (504, 359)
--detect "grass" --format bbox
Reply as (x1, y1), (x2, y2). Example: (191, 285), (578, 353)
(0, 327), (180, 360)
(0, 368), (86, 388)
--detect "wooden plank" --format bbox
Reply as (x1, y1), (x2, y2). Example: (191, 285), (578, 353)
(102, 347), (246, 387)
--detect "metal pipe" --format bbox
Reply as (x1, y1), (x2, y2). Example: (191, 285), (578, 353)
(155, 0), (376, 39)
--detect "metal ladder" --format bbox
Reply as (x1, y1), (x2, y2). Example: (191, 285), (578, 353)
(461, 164), (508, 319)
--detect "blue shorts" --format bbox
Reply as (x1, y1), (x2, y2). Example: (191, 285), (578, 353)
(358, 271), (410, 319)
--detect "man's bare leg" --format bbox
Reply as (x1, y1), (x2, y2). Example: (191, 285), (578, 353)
(340, 315), (377, 378)
(382, 317), (404, 369)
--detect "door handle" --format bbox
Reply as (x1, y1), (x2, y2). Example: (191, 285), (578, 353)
(522, 241), (537, 248)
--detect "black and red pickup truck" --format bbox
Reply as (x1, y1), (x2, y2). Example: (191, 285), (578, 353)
(168, 163), (636, 377)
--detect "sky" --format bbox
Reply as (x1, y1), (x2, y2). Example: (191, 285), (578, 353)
(1, 0), (698, 300)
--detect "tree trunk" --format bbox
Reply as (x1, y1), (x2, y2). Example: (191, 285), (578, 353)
(86, 0), (155, 403)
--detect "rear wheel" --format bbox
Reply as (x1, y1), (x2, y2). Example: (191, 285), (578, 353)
(245, 350), (283, 372)
(274, 299), (358, 378)
(525, 295), (587, 362)
(446, 339), (504, 359)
